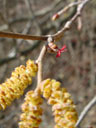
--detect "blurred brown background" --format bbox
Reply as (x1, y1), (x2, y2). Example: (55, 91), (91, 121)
(0, 0), (96, 128)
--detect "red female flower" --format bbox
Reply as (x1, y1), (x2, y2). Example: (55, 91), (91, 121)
(56, 45), (67, 57)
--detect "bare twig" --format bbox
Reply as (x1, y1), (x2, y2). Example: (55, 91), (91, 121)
(0, 0), (90, 66)
(53, 0), (90, 41)
(76, 96), (96, 127)
(0, 0), (90, 42)
(0, 31), (47, 41)
(59, 1), (81, 14)
(35, 45), (47, 91)
(0, 4), (77, 65)
(52, 1), (81, 21)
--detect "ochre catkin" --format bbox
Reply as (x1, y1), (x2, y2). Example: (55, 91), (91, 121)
(41, 79), (78, 128)
(0, 60), (38, 110)
(19, 90), (43, 128)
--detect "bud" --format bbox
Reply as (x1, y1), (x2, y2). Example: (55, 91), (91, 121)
(52, 14), (59, 21)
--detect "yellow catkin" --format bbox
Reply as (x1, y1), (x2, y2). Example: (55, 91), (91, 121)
(19, 90), (43, 128)
(41, 79), (78, 128)
(0, 60), (38, 110)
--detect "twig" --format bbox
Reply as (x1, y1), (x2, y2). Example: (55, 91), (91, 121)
(52, 1), (81, 20)
(35, 37), (53, 92)
(0, 0), (90, 66)
(0, 0), (90, 42)
(53, 0), (90, 41)
(0, 31), (47, 41)
(35, 45), (47, 92)
(0, 4), (77, 65)
(59, 1), (81, 14)
(76, 96), (96, 127)
(0, 0), (89, 67)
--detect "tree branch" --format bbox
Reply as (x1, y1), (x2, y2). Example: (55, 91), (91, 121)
(76, 96), (96, 127)
(0, 31), (48, 41)
(53, 0), (90, 41)
(0, 0), (90, 42)
(35, 45), (47, 92)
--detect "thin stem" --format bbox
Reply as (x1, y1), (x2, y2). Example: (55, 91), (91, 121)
(35, 45), (47, 92)
(0, 31), (47, 41)
(53, 0), (90, 41)
(76, 96), (96, 127)
(58, 1), (81, 16)
(0, 0), (90, 42)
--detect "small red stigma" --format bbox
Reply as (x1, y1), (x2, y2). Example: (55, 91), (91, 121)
(56, 45), (67, 57)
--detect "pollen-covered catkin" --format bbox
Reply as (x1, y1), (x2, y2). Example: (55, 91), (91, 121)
(41, 79), (78, 128)
(0, 60), (38, 110)
(19, 90), (43, 128)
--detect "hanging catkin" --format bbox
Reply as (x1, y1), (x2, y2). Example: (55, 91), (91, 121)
(19, 90), (43, 128)
(0, 60), (38, 110)
(41, 79), (78, 128)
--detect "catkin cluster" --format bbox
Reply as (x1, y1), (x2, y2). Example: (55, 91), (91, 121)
(0, 60), (38, 110)
(41, 79), (78, 128)
(19, 90), (43, 128)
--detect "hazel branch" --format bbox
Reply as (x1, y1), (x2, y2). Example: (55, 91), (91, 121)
(0, 0), (90, 42)
(35, 45), (47, 92)
(52, 0), (90, 41)
(76, 96), (96, 127)
(0, 31), (47, 41)
(52, 1), (81, 21)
